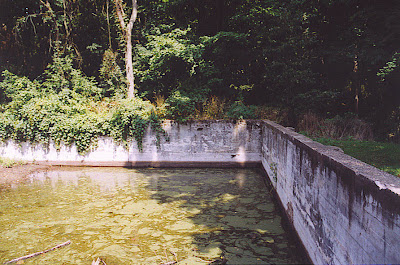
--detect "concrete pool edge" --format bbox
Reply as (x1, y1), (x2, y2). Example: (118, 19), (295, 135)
(1, 119), (400, 264)
(261, 120), (400, 264)
(29, 161), (262, 168)
(0, 120), (263, 165)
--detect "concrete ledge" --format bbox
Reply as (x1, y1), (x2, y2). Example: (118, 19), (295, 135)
(33, 160), (262, 168)
(261, 120), (400, 264)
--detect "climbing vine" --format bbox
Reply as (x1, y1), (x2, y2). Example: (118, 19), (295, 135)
(104, 98), (167, 151)
(0, 56), (166, 154)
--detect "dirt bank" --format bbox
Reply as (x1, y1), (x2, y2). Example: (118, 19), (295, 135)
(0, 163), (52, 187)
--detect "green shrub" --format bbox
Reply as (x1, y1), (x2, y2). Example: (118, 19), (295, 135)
(51, 114), (102, 153)
(0, 94), (164, 154)
(203, 95), (225, 119)
(99, 49), (126, 98)
(0, 56), (166, 154)
(134, 26), (206, 97)
(42, 55), (102, 98)
(104, 98), (158, 151)
(0, 70), (39, 104)
(164, 91), (195, 122)
(226, 101), (258, 120)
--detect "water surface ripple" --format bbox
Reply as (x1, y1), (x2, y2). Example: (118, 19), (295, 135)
(0, 167), (307, 264)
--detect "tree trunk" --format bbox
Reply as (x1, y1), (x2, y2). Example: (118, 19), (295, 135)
(40, 0), (60, 51)
(125, 30), (135, 98)
(114, 0), (137, 98)
(106, 0), (112, 48)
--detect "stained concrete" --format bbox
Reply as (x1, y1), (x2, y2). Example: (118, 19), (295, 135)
(1, 119), (399, 264)
(0, 120), (262, 167)
(261, 120), (400, 264)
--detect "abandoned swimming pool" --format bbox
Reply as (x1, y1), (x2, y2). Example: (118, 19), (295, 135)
(1, 120), (399, 264)
(0, 167), (309, 264)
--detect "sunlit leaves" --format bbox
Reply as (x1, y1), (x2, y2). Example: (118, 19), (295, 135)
(0, 55), (165, 154)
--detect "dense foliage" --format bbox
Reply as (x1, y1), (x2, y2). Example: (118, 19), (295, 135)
(0, 55), (164, 153)
(0, 0), (399, 147)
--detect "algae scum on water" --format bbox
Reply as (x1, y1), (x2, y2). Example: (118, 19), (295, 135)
(0, 168), (307, 264)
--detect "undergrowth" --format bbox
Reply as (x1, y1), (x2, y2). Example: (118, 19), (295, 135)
(0, 56), (166, 154)
(297, 112), (373, 140)
(154, 93), (290, 123)
(298, 112), (400, 177)
(0, 53), (286, 156)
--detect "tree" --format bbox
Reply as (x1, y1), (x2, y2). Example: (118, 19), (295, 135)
(114, 0), (137, 98)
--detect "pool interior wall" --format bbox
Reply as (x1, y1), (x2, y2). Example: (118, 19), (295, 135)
(1, 119), (400, 264)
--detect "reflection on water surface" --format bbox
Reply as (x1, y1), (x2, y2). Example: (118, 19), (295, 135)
(0, 168), (307, 264)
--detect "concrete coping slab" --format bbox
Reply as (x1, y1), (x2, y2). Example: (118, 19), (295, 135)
(262, 119), (400, 198)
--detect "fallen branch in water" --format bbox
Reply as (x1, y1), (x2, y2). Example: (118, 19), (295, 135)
(3, 240), (72, 264)
(160, 262), (177, 265)
(170, 251), (178, 263)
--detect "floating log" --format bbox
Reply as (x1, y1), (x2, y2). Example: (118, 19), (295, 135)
(3, 240), (72, 264)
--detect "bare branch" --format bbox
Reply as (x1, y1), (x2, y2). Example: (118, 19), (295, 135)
(113, 0), (137, 97)
(63, 0), (71, 39)
(39, 0), (60, 48)
(127, 0), (137, 31)
(114, 0), (126, 32)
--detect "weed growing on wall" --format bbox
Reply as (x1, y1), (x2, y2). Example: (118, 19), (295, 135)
(0, 57), (166, 154)
(226, 101), (258, 120)
(104, 98), (166, 151)
(269, 162), (278, 183)
(203, 96), (225, 119)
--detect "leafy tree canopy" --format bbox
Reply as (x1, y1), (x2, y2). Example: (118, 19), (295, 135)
(0, 0), (399, 141)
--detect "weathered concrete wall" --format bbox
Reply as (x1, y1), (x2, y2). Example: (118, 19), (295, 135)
(0, 120), (262, 167)
(1, 119), (399, 264)
(261, 120), (400, 264)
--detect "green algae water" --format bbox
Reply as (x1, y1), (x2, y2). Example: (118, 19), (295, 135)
(0, 168), (308, 264)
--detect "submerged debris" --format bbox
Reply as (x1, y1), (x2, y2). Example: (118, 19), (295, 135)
(3, 240), (71, 264)
(91, 258), (107, 265)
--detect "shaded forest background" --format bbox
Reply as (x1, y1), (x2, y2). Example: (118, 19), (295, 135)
(0, 0), (399, 143)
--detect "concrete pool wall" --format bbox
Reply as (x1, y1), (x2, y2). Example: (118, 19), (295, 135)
(1, 119), (400, 264)
(261, 120), (400, 264)
(0, 120), (262, 167)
